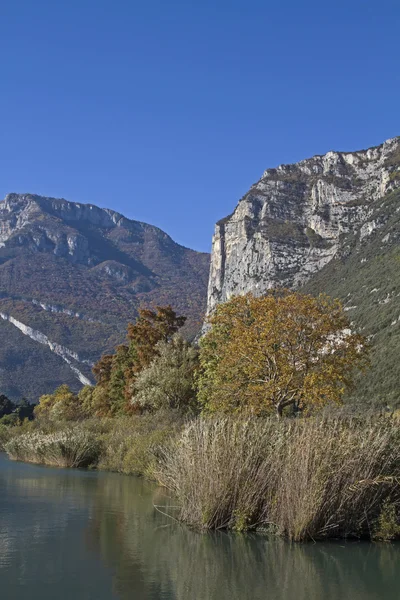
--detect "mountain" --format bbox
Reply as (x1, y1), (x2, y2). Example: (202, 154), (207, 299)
(207, 137), (400, 408)
(0, 194), (210, 400)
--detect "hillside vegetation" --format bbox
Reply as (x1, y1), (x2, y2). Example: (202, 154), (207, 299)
(0, 194), (209, 399)
(303, 188), (400, 408)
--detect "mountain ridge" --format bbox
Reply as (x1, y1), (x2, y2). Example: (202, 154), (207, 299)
(0, 193), (210, 400)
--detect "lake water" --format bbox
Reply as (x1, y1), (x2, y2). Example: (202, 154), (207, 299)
(1, 453), (400, 600)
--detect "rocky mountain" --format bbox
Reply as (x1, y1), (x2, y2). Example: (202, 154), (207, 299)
(207, 137), (400, 407)
(0, 194), (210, 400)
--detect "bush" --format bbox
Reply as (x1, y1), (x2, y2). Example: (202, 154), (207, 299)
(373, 501), (400, 541)
(0, 424), (11, 451)
(98, 411), (185, 478)
(5, 428), (102, 468)
(34, 385), (86, 423)
(0, 413), (20, 426)
(157, 416), (400, 540)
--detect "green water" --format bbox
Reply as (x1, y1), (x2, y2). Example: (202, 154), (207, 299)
(1, 453), (400, 600)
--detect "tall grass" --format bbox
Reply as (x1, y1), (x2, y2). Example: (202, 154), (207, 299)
(98, 411), (184, 477)
(0, 424), (12, 452)
(157, 417), (400, 541)
(5, 428), (102, 468)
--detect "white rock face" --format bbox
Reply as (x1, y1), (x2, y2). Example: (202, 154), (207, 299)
(30, 299), (97, 322)
(0, 312), (93, 386)
(207, 137), (400, 314)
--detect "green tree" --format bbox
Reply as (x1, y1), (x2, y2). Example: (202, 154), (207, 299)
(15, 398), (34, 421)
(34, 385), (83, 422)
(199, 291), (369, 417)
(0, 394), (15, 418)
(134, 336), (199, 413)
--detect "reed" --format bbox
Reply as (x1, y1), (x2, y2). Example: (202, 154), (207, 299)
(157, 416), (400, 540)
(5, 428), (102, 468)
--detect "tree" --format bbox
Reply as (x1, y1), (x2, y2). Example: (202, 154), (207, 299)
(92, 354), (114, 386)
(34, 385), (83, 422)
(134, 336), (199, 413)
(0, 394), (15, 418)
(127, 306), (186, 373)
(91, 305), (187, 413)
(198, 291), (369, 417)
(0, 395), (34, 425)
(15, 398), (34, 421)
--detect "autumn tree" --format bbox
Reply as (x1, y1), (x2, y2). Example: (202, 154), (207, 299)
(127, 306), (187, 372)
(91, 305), (187, 413)
(123, 305), (186, 403)
(34, 385), (83, 422)
(92, 353), (114, 386)
(198, 291), (369, 417)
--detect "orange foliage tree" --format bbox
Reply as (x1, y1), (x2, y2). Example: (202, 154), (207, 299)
(91, 305), (187, 414)
(198, 291), (369, 417)
(127, 306), (187, 373)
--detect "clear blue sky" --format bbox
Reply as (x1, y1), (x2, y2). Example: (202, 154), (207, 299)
(1, 0), (399, 252)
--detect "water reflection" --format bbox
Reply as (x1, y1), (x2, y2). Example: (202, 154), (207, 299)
(1, 454), (400, 600)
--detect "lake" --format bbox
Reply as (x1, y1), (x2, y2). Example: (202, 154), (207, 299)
(1, 453), (400, 599)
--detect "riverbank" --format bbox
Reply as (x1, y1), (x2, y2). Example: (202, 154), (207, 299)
(3, 413), (400, 542)
(3, 452), (400, 600)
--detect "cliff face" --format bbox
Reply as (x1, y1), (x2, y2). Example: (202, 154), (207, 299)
(207, 137), (400, 313)
(0, 194), (210, 399)
(207, 136), (400, 407)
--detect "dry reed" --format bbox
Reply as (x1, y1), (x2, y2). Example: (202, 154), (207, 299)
(157, 416), (400, 540)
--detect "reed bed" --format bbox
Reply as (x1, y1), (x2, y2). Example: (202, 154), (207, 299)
(157, 417), (400, 541)
(5, 428), (102, 468)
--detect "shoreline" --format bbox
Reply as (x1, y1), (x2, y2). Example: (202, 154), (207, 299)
(3, 414), (400, 542)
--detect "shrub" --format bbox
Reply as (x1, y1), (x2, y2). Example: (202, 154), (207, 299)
(0, 413), (20, 426)
(98, 411), (185, 478)
(0, 424), (11, 451)
(373, 501), (400, 541)
(34, 385), (85, 423)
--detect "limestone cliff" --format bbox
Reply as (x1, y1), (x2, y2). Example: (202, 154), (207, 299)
(207, 136), (400, 407)
(207, 136), (400, 313)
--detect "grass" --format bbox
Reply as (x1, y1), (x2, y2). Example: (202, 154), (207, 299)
(5, 428), (102, 468)
(157, 416), (400, 541)
(3, 411), (184, 477)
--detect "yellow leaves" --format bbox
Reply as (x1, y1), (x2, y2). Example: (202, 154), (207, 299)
(199, 291), (369, 417)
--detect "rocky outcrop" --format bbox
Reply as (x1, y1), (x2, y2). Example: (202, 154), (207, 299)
(30, 299), (97, 322)
(207, 136), (400, 313)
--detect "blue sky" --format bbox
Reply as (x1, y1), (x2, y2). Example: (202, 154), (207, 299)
(1, 0), (399, 252)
